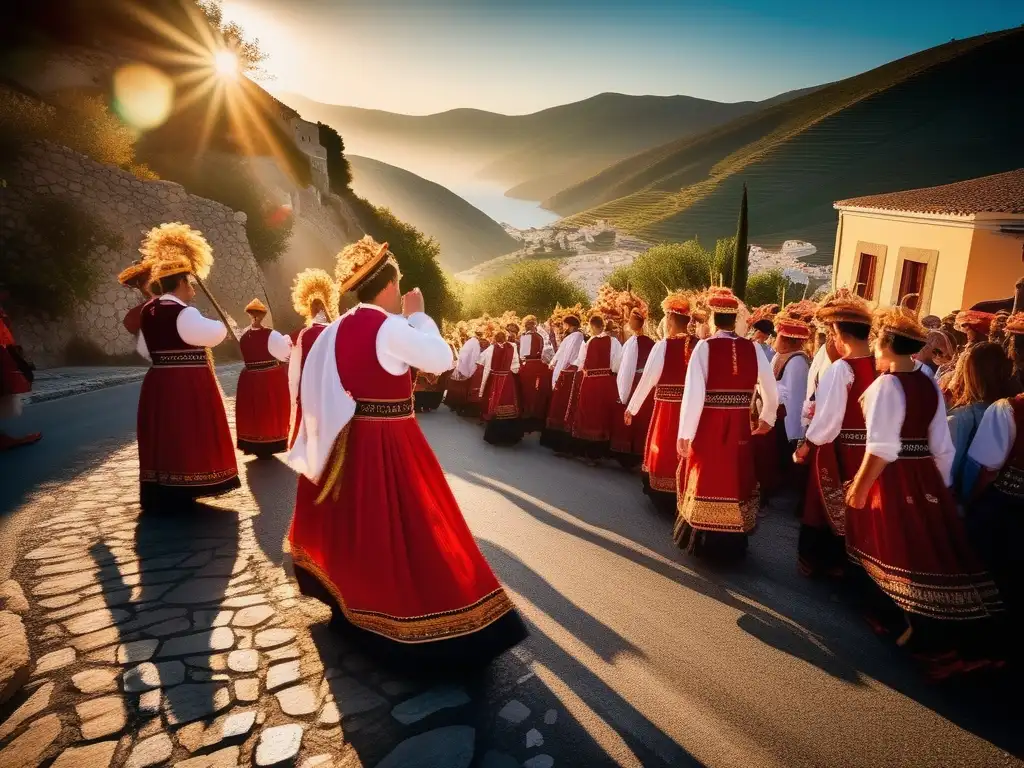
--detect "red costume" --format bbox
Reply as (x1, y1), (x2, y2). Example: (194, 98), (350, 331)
(570, 336), (619, 459)
(0, 310), (31, 403)
(517, 330), (551, 433)
(236, 327), (291, 457)
(123, 302), (146, 336)
(481, 341), (523, 445)
(462, 339), (491, 418)
(288, 305), (525, 664)
(137, 298), (239, 507)
(675, 335), (761, 558)
(289, 322), (328, 449)
(845, 371), (1001, 623)
(752, 350), (808, 499)
(798, 356), (877, 577)
(610, 334), (656, 467)
(641, 336), (696, 511)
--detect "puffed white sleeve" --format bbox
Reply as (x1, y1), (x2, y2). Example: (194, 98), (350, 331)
(927, 377), (955, 487)
(617, 337), (638, 405)
(268, 329), (292, 362)
(176, 306), (228, 348)
(136, 331), (151, 362)
(967, 399), (1016, 471)
(574, 338), (589, 368)
(627, 340), (664, 415)
(863, 375), (904, 464)
(479, 345), (495, 394)
(754, 343), (779, 428)
(804, 360), (852, 446)
(510, 346), (521, 374)
(376, 312), (453, 376)
(678, 340), (709, 441)
(610, 336), (624, 374)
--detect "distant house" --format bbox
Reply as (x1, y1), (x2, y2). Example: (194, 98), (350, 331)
(832, 169), (1024, 316)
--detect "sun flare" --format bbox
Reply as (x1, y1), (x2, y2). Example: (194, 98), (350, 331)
(213, 50), (239, 80)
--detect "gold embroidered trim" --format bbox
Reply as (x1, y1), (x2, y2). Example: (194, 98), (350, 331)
(898, 439), (931, 458)
(140, 467), (238, 486)
(676, 466), (758, 532)
(816, 464), (848, 536)
(237, 433), (288, 443)
(244, 360), (280, 371)
(838, 430), (867, 445)
(993, 465), (1024, 498)
(151, 349), (210, 368)
(354, 398), (414, 419)
(583, 368), (612, 378)
(705, 390), (754, 409)
(655, 385), (684, 403)
(291, 545), (515, 642)
(648, 473), (677, 492)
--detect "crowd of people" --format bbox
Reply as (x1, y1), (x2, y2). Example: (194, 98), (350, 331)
(440, 284), (1024, 680)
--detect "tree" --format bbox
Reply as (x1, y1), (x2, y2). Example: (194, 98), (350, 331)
(730, 183), (749, 301)
(745, 269), (807, 308)
(317, 122), (353, 194)
(195, 0), (270, 79)
(461, 261), (589, 320)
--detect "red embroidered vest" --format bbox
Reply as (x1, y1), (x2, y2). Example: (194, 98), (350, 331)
(583, 336), (612, 374)
(240, 327), (277, 369)
(838, 356), (877, 446)
(890, 371), (935, 458)
(705, 336), (757, 410)
(335, 308), (411, 402)
(140, 299), (207, 367)
(655, 335), (696, 402)
(490, 342), (515, 373)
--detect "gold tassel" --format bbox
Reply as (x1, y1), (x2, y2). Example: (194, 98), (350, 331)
(315, 423), (352, 505)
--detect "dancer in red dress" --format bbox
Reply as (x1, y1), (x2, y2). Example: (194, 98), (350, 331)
(0, 299), (40, 451)
(288, 268), (336, 448)
(569, 314), (623, 462)
(135, 223), (239, 511)
(480, 329), (524, 445)
(611, 307), (654, 468)
(118, 261), (154, 337)
(463, 322), (493, 419)
(793, 291), (876, 577)
(236, 298), (292, 458)
(443, 324), (474, 412)
(626, 292), (698, 514)
(845, 306), (1001, 666)
(517, 315), (551, 434)
(541, 313), (585, 453)
(287, 236), (525, 666)
(675, 287), (778, 559)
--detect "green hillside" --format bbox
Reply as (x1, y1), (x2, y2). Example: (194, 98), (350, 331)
(278, 88), (818, 202)
(548, 29), (1024, 260)
(348, 155), (519, 272)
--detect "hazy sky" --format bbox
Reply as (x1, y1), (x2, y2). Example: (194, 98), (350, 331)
(221, 0), (1022, 115)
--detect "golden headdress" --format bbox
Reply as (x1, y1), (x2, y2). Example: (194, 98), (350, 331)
(334, 235), (397, 295)
(704, 286), (740, 315)
(814, 289), (871, 327)
(117, 261), (151, 287)
(499, 310), (522, 332)
(1005, 313), (1024, 335)
(774, 301), (814, 340)
(549, 303), (585, 328)
(522, 314), (538, 326)
(661, 290), (693, 317)
(140, 222), (213, 281)
(749, 303), (779, 328)
(954, 308), (996, 335)
(874, 305), (928, 345)
(291, 268), (338, 321)
(245, 298), (268, 314)
(617, 290), (648, 323)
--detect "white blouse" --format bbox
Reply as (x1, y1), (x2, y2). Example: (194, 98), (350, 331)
(616, 335), (644, 405)
(479, 343), (521, 394)
(519, 333), (548, 359)
(549, 331), (585, 387)
(454, 337), (482, 379)
(136, 294), (227, 361)
(678, 332), (778, 442)
(802, 344), (833, 427)
(777, 353), (810, 442)
(862, 373), (955, 487)
(967, 398), (1016, 471)
(626, 339), (667, 416)
(804, 358), (855, 447)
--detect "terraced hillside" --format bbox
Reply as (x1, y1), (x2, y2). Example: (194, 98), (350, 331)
(549, 29), (1024, 260)
(348, 155), (519, 271)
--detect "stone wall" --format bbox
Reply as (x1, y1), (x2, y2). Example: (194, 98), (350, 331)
(2, 141), (275, 368)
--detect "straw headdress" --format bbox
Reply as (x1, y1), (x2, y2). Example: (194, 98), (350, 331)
(139, 222), (213, 281)
(1005, 313), (1024, 335)
(749, 303), (780, 328)
(334, 235), (396, 295)
(117, 261), (151, 287)
(954, 309), (996, 335)
(661, 290), (693, 318)
(773, 301), (815, 340)
(814, 289), (872, 327)
(291, 268), (338, 321)
(704, 286), (741, 315)
(874, 305), (928, 345)
(245, 298), (268, 314)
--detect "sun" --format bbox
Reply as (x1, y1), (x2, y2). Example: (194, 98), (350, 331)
(213, 50), (239, 80)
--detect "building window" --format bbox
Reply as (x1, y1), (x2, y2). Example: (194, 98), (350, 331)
(897, 259), (927, 309)
(855, 253), (877, 300)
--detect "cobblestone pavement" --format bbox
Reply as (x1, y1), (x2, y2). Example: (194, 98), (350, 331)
(0, 399), (632, 768)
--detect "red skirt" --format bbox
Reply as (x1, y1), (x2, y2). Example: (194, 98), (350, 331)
(845, 455), (1001, 620)
(518, 359), (552, 431)
(443, 376), (470, 410)
(611, 383), (655, 465)
(288, 412), (527, 662)
(570, 370), (617, 457)
(463, 364), (486, 417)
(482, 371), (520, 422)
(137, 357), (239, 504)
(752, 405), (790, 497)
(643, 393), (682, 494)
(540, 366), (577, 451)
(236, 364), (290, 455)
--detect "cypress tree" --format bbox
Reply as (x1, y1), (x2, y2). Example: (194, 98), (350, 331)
(731, 183), (749, 300)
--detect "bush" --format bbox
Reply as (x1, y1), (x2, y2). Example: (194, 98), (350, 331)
(0, 196), (123, 319)
(318, 123), (352, 194)
(745, 269), (808, 307)
(144, 153), (293, 265)
(345, 195), (462, 321)
(460, 260), (589, 320)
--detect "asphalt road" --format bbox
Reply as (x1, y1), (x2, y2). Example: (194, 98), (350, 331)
(2, 376), (1022, 767)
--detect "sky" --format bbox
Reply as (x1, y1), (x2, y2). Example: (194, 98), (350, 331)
(220, 0), (1023, 115)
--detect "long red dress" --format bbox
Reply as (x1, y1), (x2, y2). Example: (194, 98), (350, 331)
(236, 327), (290, 457)
(481, 342), (524, 445)
(570, 336), (618, 459)
(752, 351), (808, 499)
(462, 339), (491, 418)
(541, 332), (583, 453)
(845, 371), (1001, 624)
(137, 298), (239, 508)
(517, 331), (551, 433)
(288, 307), (526, 664)
(641, 336), (697, 513)
(675, 335), (759, 559)
(610, 334), (656, 467)
(289, 323), (328, 449)
(798, 356), (877, 577)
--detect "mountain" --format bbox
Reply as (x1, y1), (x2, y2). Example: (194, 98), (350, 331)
(348, 155), (519, 271)
(277, 88), (820, 202)
(545, 28), (1024, 259)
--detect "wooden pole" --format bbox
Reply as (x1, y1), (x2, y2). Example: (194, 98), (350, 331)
(195, 276), (243, 354)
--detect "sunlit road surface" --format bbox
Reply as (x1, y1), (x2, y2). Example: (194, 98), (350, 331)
(2, 375), (1021, 768)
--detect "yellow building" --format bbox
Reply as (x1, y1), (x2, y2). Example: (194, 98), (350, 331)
(832, 169), (1024, 317)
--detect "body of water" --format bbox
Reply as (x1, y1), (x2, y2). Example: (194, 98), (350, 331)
(447, 182), (561, 230)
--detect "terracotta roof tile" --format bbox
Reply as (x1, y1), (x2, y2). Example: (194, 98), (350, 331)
(835, 168), (1024, 216)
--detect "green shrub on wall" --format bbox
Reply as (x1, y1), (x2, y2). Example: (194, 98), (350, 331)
(460, 260), (589, 320)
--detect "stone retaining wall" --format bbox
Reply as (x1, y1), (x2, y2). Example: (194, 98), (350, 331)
(2, 142), (275, 368)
